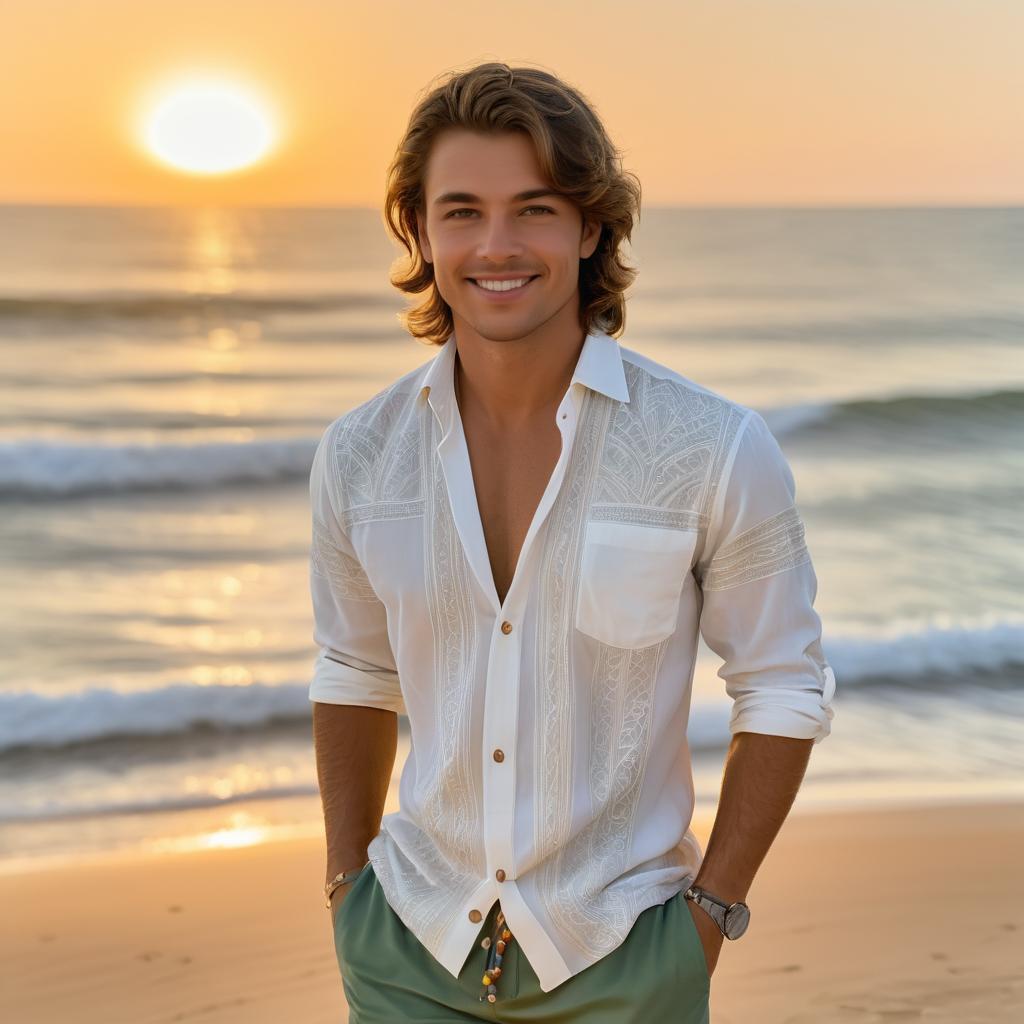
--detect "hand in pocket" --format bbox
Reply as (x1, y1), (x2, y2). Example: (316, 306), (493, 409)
(686, 899), (724, 980)
(330, 885), (354, 929)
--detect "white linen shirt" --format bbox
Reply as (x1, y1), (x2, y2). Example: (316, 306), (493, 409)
(308, 328), (836, 992)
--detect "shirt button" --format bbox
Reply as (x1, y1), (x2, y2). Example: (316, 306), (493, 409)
(468, 909), (482, 923)
(495, 869), (506, 882)
(501, 621), (513, 634)
(493, 748), (505, 762)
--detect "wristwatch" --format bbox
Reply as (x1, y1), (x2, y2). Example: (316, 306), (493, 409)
(324, 861), (369, 909)
(683, 884), (751, 939)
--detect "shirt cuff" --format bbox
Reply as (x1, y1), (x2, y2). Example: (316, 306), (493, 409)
(308, 648), (406, 714)
(729, 664), (836, 744)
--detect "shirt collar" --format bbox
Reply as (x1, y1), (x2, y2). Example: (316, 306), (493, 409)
(418, 327), (630, 417)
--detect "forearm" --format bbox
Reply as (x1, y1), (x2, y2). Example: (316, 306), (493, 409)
(312, 701), (398, 882)
(692, 731), (813, 903)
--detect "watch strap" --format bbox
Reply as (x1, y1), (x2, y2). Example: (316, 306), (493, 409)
(684, 886), (727, 933)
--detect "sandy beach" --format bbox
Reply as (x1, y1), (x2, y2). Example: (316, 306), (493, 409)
(3, 798), (1022, 1023)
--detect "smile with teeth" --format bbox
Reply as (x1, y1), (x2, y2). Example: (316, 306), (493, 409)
(470, 276), (538, 292)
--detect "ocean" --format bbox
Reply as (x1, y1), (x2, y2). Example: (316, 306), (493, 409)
(1, 203), (1022, 873)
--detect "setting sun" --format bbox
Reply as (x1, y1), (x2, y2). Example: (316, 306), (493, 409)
(139, 77), (278, 175)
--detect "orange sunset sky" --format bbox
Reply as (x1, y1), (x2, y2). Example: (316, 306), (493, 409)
(2, 0), (1021, 208)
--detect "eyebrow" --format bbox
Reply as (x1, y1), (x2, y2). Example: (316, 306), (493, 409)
(433, 188), (562, 206)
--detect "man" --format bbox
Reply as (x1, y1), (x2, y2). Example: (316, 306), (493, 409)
(309, 62), (836, 1023)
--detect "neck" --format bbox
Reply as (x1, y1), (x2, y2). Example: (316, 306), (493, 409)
(452, 329), (585, 430)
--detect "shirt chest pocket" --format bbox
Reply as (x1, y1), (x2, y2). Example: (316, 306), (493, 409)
(574, 521), (699, 649)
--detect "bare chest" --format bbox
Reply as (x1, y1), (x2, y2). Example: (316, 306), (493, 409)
(462, 414), (563, 606)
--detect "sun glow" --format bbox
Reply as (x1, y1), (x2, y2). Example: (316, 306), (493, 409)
(139, 76), (278, 175)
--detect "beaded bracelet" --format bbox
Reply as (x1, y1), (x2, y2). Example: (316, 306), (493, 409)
(478, 907), (514, 1004)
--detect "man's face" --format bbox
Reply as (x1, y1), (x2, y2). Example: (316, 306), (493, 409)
(415, 129), (601, 344)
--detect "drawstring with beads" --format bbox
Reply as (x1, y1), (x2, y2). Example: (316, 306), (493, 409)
(479, 907), (514, 1004)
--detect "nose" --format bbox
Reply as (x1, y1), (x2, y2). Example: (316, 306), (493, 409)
(475, 214), (526, 263)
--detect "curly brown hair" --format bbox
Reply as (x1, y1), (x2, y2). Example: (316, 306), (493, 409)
(382, 61), (642, 347)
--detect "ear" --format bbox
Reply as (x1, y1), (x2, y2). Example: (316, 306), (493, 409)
(579, 216), (602, 261)
(415, 208), (433, 264)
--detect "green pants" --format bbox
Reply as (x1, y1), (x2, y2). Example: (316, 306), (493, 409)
(333, 861), (711, 1023)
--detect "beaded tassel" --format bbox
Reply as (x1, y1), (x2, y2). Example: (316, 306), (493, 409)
(479, 908), (515, 1003)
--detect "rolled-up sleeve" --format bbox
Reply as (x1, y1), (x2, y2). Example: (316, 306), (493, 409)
(307, 419), (406, 714)
(695, 410), (836, 743)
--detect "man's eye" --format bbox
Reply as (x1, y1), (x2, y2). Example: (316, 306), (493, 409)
(445, 206), (554, 219)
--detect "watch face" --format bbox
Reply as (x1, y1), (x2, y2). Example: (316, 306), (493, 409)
(724, 902), (750, 939)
